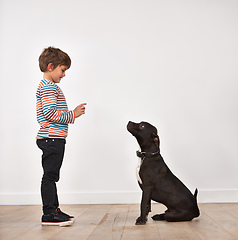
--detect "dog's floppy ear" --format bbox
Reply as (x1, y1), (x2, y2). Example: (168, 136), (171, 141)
(152, 133), (160, 149)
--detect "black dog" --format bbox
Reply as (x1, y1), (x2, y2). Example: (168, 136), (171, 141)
(127, 121), (200, 225)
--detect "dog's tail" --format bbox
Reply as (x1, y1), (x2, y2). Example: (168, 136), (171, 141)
(194, 188), (198, 200)
(193, 188), (200, 217)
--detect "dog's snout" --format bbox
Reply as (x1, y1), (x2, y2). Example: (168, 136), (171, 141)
(127, 121), (134, 128)
(127, 121), (132, 131)
(127, 121), (137, 134)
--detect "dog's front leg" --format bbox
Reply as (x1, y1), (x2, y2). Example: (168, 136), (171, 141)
(136, 186), (152, 225)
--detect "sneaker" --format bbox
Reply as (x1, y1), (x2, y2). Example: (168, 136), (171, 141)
(56, 208), (75, 221)
(42, 212), (73, 227)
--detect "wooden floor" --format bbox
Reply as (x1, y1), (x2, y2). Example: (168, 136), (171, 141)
(0, 203), (238, 240)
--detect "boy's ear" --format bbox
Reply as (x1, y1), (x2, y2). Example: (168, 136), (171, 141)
(47, 63), (54, 72)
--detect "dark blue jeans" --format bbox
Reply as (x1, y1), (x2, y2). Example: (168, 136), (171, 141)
(36, 138), (66, 215)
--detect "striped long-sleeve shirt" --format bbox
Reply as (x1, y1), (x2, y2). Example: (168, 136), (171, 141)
(36, 79), (75, 138)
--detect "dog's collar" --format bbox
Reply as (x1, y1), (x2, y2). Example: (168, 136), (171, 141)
(136, 150), (160, 160)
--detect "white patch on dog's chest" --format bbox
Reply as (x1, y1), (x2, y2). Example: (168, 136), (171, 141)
(136, 158), (143, 184)
(136, 146), (143, 184)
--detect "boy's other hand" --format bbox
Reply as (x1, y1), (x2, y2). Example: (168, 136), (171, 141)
(74, 103), (87, 118)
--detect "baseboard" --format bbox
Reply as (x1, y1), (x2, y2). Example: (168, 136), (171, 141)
(197, 189), (238, 203)
(0, 189), (237, 205)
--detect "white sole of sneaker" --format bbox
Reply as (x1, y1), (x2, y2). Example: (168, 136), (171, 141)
(42, 220), (74, 227)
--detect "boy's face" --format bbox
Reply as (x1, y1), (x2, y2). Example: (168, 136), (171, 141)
(46, 64), (68, 83)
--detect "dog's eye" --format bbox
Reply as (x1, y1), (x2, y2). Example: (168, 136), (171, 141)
(140, 124), (145, 129)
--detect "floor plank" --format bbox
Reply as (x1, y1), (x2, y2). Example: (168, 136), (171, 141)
(85, 205), (127, 240)
(189, 204), (237, 240)
(151, 203), (201, 240)
(199, 203), (238, 239)
(50, 204), (112, 240)
(0, 203), (238, 240)
(121, 204), (160, 240)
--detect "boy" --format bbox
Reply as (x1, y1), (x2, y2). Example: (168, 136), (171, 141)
(36, 46), (86, 226)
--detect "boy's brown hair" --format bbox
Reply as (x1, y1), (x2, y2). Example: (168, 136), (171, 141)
(39, 47), (71, 72)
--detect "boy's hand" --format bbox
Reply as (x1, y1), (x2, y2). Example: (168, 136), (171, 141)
(74, 103), (87, 118)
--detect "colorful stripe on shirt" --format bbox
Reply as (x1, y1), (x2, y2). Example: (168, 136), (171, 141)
(36, 79), (75, 138)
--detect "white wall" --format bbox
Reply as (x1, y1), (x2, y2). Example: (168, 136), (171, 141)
(0, 0), (237, 205)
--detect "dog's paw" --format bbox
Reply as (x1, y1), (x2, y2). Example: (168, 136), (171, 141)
(135, 216), (147, 225)
(152, 214), (165, 221)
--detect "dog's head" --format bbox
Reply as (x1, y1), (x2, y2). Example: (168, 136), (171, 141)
(127, 121), (160, 151)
